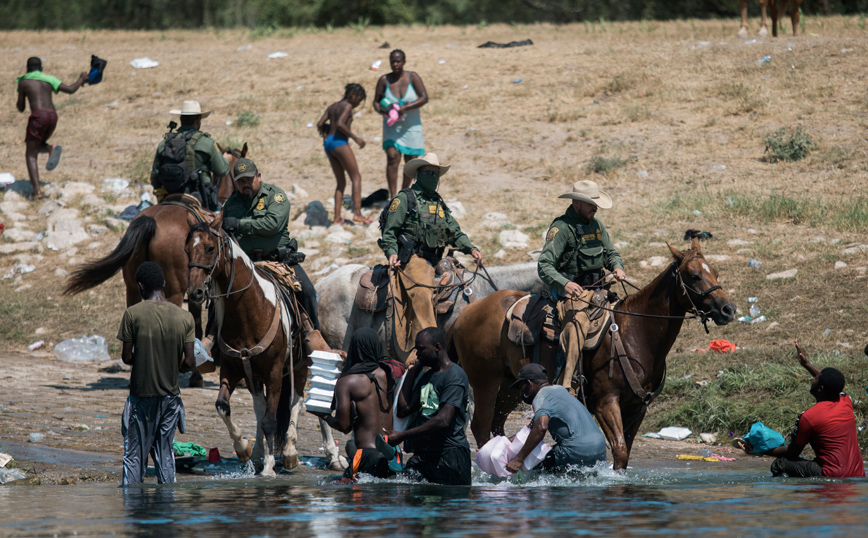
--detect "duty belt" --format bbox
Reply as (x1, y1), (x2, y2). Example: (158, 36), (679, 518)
(574, 271), (604, 289)
(415, 245), (444, 265)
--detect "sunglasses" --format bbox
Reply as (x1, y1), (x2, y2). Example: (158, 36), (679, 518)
(418, 170), (440, 179)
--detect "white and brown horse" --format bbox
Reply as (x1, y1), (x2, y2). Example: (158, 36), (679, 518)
(450, 239), (736, 471)
(185, 215), (344, 475)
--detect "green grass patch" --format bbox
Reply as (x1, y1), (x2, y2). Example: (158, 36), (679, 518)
(234, 111), (261, 128)
(763, 127), (815, 162)
(587, 155), (627, 174)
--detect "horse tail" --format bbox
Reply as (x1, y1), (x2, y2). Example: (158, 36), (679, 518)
(62, 216), (157, 295)
(274, 361), (295, 456)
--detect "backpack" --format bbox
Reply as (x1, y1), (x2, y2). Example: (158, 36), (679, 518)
(158, 130), (203, 193)
(378, 188), (417, 232)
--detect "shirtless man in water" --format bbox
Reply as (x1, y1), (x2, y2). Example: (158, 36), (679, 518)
(16, 57), (87, 199)
(316, 83), (371, 225)
(310, 328), (396, 481)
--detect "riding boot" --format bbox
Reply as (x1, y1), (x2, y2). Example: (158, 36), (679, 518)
(557, 294), (594, 394)
(300, 309), (331, 357)
(294, 264), (320, 331)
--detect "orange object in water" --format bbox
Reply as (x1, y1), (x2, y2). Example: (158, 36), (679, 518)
(709, 339), (736, 353)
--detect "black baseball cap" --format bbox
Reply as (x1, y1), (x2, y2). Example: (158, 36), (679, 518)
(233, 158), (258, 180)
(510, 363), (548, 389)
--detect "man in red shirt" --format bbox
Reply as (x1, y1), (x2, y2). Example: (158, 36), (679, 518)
(742, 341), (865, 478)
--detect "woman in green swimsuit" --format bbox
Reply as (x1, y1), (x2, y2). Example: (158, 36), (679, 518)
(373, 50), (429, 199)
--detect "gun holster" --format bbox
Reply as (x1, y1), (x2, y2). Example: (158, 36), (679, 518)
(397, 234), (416, 265)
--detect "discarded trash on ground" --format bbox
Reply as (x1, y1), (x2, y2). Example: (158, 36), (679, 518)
(28, 432), (45, 443)
(684, 229), (713, 241)
(0, 172), (15, 186)
(130, 57), (159, 69)
(658, 427), (692, 441)
(0, 468), (27, 484)
(54, 335), (111, 362)
(709, 339), (736, 353)
(102, 177), (129, 193)
(699, 433), (717, 444)
(28, 340), (44, 351)
(267, 52), (289, 60)
(478, 39), (534, 49)
(0, 452), (13, 467)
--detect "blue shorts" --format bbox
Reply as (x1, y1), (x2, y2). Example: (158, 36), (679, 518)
(324, 133), (349, 156)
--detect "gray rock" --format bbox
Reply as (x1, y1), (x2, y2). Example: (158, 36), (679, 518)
(37, 200), (65, 216)
(80, 194), (103, 209)
(3, 227), (35, 242)
(841, 244), (868, 255)
(766, 268), (798, 280)
(835, 261), (847, 269)
(325, 226), (353, 244)
(291, 184), (309, 199)
(0, 200), (29, 221)
(0, 242), (41, 254)
(448, 200), (467, 219)
(482, 212), (508, 228)
(498, 229), (529, 249)
(87, 224), (109, 236)
(45, 208), (89, 250)
(103, 218), (129, 231)
(54, 268), (69, 277)
(727, 239), (751, 246)
(60, 181), (95, 198)
(704, 254), (730, 262)
(297, 227), (328, 240)
(494, 249), (506, 259)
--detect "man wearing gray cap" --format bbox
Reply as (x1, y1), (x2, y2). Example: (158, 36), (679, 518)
(537, 180), (627, 393)
(506, 364), (606, 474)
(150, 100), (229, 211)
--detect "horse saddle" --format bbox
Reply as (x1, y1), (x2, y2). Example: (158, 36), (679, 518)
(580, 290), (616, 350)
(255, 261), (303, 293)
(433, 257), (472, 315)
(505, 293), (558, 348)
(355, 264), (392, 314)
(160, 197), (214, 224)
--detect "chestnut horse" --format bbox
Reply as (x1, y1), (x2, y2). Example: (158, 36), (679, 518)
(450, 239), (736, 471)
(739, 0), (802, 38)
(63, 144), (246, 339)
(185, 216), (344, 475)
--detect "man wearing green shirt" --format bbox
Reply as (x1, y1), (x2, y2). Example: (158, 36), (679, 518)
(221, 158), (319, 332)
(537, 180), (627, 392)
(150, 100), (229, 211)
(378, 153), (482, 353)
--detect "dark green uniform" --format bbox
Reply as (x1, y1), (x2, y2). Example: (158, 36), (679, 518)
(379, 185), (476, 262)
(150, 126), (229, 192)
(222, 182), (292, 255)
(538, 206), (623, 291)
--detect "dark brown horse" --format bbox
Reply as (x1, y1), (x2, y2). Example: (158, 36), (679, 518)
(185, 216), (345, 474)
(63, 144), (246, 339)
(450, 238), (736, 470)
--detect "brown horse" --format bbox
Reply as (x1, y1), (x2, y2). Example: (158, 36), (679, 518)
(450, 238), (736, 471)
(739, 0), (802, 38)
(185, 215), (344, 475)
(63, 144), (247, 340)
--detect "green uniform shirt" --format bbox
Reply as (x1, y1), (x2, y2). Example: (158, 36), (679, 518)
(222, 182), (292, 254)
(117, 301), (195, 398)
(379, 185), (476, 258)
(537, 206), (624, 291)
(150, 127), (229, 188)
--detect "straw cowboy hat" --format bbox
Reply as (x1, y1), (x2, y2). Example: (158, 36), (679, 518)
(404, 153), (451, 178)
(169, 100), (211, 118)
(558, 180), (612, 209)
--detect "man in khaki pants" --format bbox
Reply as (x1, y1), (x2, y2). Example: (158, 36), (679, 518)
(378, 153), (482, 356)
(537, 180), (627, 393)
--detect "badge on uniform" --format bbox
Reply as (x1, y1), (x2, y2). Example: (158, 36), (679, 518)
(274, 193), (285, 204)
(256, 198), (266, 210)
(428, 205), (444, 218)
(389, 199), (401, 213)
(546, 227), (559, 242)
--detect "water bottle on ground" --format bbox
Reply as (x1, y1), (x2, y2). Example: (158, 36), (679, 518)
(748, 298), (761, 318)
(748, 259), (762, 269)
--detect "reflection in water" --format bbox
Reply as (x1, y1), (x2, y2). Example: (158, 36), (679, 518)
(1, 469), (867, 537)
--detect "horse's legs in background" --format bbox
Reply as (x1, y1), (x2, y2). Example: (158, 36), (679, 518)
(256, 364), (284, 478)
(215, 366), (252, 462)
(319, 417), (345, 470)
(491, 378), (522, 438)
(595, 395), (628, 471)
(189, 300), (203, 340)
(250, 380), (267, 472)
(466, 367), (502, 448)
(621, 405), (647, 466)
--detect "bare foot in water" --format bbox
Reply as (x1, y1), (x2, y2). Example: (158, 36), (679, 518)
(352, 215), (372, 225)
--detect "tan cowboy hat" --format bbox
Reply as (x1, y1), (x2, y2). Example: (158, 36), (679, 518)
(169, 100), (211, 118)
(404, 153), (451, 178)
(558, 180), (613, 209)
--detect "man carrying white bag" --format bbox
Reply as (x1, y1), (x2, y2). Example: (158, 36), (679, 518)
(477, 364), (607, 477)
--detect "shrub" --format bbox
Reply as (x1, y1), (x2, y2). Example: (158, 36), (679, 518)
(587, 155), (627, 174)
(762, 127), (814, 162)
(235, 112), (261, 128)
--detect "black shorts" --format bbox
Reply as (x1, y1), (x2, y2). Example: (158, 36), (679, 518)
(770, 457), (824, 478)
(404, 446), (471, 486)
(344, 448), (393, 480)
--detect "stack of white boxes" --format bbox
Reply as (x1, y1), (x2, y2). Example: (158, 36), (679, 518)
(304, 350), (343, 414)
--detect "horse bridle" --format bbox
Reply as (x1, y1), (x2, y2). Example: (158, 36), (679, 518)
(673, 256), (722, 334)
(187, 227), (254, 300)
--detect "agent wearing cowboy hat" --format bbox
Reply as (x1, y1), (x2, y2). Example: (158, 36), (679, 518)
(537, 180), (626, 392)
(150, 100), (229, 211)
(378, 153), (482, 352)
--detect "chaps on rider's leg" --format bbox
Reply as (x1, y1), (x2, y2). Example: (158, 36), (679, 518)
(557, 291), (595, 395)
(392, 255), (437, 355)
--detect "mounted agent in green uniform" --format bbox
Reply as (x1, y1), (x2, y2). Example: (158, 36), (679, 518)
(378, 153), (483, 353)
(218, 157), (320, 333)
(537, 180), (627, 392)
(150, 100), (229, 212)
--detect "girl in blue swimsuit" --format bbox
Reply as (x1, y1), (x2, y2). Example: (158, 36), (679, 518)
(317, 84), (371, 225)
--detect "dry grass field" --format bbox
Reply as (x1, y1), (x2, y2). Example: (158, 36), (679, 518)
(2, 17), (867, 446)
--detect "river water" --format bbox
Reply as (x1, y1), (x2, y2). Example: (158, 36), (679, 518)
(2, 459), (867, 537)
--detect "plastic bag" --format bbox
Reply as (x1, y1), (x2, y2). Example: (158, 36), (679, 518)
(475, 436), (513, 477)
(0, 468), (27, 484)
(508, 425), (552, 470)
(54, 335), (110, 362)
(745, 422), (785, 454)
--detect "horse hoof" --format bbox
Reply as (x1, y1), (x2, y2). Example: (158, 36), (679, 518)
(235, 440), (253, 462)
(758, 27), (768, 38)
(188, 371), (204, 388)
(284, 454), (299, 469)
(737, 27), (748, 39)
(330, 455), (349, 471)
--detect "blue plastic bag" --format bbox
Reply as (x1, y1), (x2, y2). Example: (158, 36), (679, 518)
(745, 422), (785, 454)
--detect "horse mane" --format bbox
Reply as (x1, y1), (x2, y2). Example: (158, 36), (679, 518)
(186, 222), (212, 244)
(620, 247), (703, 309)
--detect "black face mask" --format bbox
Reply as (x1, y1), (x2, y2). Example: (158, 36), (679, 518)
(416, 169), (440, 193)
